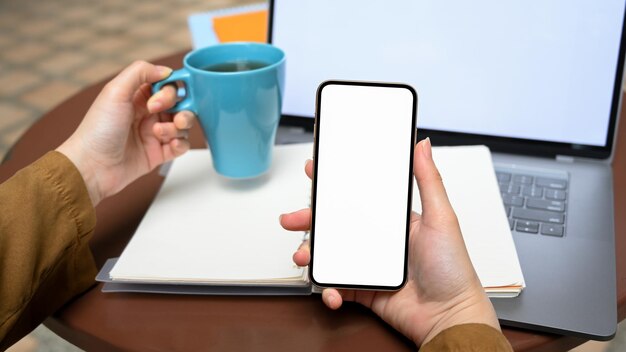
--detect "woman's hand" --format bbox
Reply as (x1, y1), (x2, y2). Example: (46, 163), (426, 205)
(280, 138), (500, 346)
(57, 61), (196, 206)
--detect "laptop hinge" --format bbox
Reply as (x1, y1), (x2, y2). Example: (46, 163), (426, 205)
(556, 155), (575, 163)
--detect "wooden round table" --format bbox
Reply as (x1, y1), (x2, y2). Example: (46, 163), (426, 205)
(1, 51), (625, 351)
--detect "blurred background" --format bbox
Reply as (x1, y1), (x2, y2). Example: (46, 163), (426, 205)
(0, 0), (623, 351)
(0, 0), (257, 162)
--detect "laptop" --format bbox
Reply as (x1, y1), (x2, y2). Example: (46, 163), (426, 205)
(269, 0), (622, 340)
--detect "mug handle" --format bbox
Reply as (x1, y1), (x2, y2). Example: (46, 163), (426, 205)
(152, 68), (195, 114)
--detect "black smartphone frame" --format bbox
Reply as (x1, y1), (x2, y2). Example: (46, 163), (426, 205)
(308, 80), (418, 290)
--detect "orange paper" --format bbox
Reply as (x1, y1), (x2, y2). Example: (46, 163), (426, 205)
(213, 10), (268, 43)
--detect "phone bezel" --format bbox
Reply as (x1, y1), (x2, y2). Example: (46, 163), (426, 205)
(309, 80), (418, 291)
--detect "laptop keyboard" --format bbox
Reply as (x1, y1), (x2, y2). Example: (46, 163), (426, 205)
(495, 167), (568, 237)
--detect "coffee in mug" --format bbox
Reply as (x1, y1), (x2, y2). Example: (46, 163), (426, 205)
(201, 60), (269, 73)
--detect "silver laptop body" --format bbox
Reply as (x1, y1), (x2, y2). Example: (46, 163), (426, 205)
(490, 151), (617, 339)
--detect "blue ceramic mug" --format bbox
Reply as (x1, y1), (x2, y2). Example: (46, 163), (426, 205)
(153, 43), (285, 178)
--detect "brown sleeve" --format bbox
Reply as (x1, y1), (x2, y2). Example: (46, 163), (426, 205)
(420, 323), (513, 352)
(0, 151), (98, 349)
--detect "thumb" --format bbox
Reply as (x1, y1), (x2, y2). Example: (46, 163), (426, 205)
(413, 138), (454, 221)
(105, 60), (172, 101)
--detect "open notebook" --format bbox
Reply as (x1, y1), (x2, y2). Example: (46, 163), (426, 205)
(98, 143), (525, 297)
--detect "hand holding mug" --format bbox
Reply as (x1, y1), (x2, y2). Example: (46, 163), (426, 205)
(152, 43), (286, 179)
(57, 61), (196, 206)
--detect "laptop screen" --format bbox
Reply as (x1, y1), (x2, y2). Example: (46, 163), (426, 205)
(270, 0), (626, 158)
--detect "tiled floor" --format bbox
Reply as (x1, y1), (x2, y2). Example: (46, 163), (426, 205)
(0, 0), (624, 351)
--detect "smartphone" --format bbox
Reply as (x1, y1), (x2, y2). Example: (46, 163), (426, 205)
(309, 80), (417, 290)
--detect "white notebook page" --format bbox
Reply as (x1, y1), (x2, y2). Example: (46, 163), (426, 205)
(110, 144), (312, 283)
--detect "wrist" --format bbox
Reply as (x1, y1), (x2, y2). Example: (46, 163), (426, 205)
(418, 290), (500, 346)
(56, 140), (103, 206)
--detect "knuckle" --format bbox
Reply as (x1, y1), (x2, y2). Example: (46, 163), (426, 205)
(432, 168), (444, 182)
(129, 60), (154, 79)
(131, 60), (150, 70)
(101, 81), (124, 99)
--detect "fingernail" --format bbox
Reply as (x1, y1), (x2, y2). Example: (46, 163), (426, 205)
(157, 66), (173, 79)
(279, 214), (283, 222)
(305, 159), (311, 167)
(327, 294), (336, 306)
(423, 137), (432, 160)
(148, 99), (162, 111)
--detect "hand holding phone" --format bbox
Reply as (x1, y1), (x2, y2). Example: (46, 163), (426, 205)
(309, 81), (417, 290)
(281, 139), (502, 346)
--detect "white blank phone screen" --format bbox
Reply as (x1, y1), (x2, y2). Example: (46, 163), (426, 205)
(311, 84), (415, 288)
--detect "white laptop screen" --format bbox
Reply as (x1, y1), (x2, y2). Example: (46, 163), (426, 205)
(271, 0), (626, 149)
